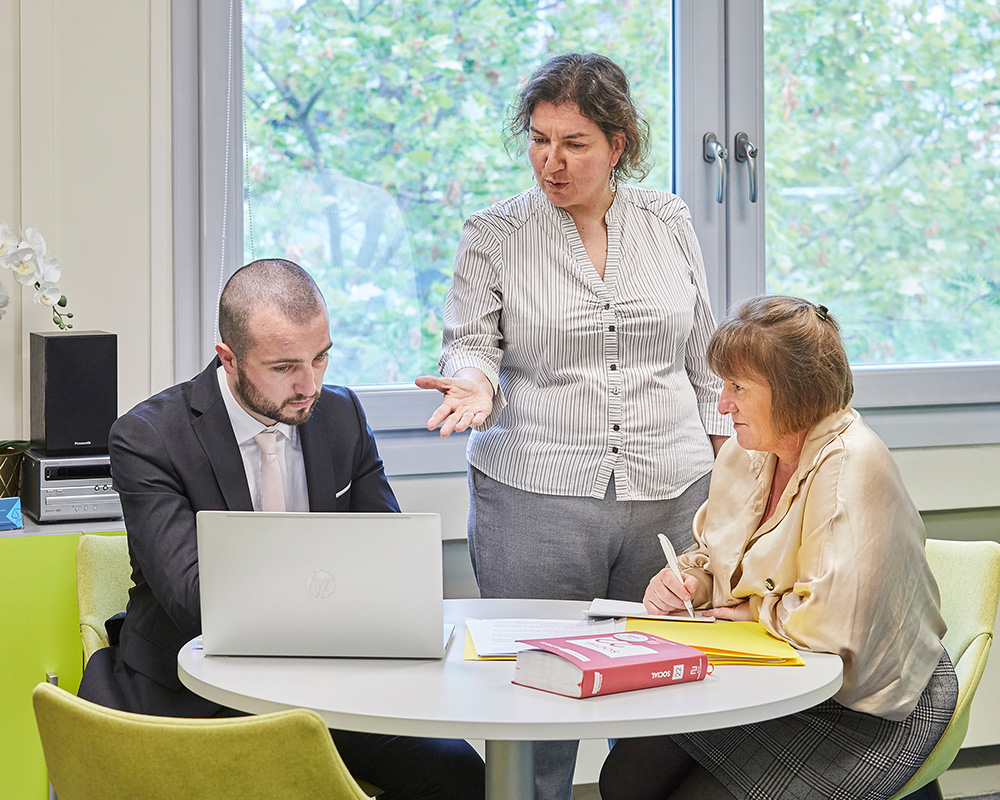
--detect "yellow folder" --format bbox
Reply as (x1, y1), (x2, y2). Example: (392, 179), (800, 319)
(463, 627), (512, 661)
(625, 618), (804, 666)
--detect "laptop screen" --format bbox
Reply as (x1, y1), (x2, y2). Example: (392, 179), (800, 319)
(196, 510), (448, 658)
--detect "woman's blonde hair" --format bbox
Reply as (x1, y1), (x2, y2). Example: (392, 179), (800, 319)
(707, 295), (854, 435)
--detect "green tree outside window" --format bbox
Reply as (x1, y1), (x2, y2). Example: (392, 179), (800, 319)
(242, 0), (672, 385)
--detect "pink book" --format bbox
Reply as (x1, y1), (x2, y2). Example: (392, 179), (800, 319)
(513, 631), (711, 698)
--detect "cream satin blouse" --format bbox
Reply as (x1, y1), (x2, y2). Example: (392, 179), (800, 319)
(678, 407), (946, 720)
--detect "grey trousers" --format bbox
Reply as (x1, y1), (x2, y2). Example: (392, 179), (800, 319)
(467, 467), (711, 800)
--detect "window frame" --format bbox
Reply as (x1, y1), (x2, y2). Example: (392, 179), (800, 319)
(174, 0), (1000, 474)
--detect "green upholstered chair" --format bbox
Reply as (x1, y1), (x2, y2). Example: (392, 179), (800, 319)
(888, 537), (1000, 800)
(32, 682), (374, 800)
(72, 536), (385, 797)
(76, 534), (133, 667)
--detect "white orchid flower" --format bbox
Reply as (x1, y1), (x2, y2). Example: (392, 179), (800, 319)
(12, 227), (50, 280)
(0, 223), (18, 262)
(0, 222), (73, 328)
(34, 281), (62, 307)
(36, 255), (62, 284)
(22, 227), (48, 257)
(8, 247), (41, 285)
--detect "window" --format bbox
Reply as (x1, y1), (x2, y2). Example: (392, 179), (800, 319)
(240, 0), (674, 386)
(721, 1), (1000, 446)
(763, 1), (1000, 367)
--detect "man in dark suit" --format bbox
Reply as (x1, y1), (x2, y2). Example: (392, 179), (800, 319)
(79, 259), (484, 799)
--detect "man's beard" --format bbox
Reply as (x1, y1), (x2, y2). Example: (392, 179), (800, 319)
(233, 370), (321, 426)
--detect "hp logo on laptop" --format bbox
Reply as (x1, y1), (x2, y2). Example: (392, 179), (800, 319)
(305, 570), (337, 598)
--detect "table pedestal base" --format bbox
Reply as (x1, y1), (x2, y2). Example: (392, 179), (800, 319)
(485, 739), (535, 800)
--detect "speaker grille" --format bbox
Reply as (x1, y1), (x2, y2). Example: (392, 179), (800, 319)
(30, 331), (118, 456)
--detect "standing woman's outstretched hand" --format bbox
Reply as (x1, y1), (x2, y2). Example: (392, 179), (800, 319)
(415, 369), (495, 438)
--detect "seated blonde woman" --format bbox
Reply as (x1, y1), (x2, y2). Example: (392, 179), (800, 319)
(599, 295), (957, 800)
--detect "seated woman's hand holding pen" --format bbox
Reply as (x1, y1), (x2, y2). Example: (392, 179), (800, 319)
(642, 568), (699, 616)
(643, 563), (755, 620)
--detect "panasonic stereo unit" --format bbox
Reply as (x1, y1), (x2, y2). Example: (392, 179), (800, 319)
(20, 450), (123, 523)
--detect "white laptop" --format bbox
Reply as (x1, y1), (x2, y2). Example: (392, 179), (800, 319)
(196, 510), (452, 659)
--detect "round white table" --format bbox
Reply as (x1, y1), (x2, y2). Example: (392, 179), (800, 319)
(178, 598), (843, 799)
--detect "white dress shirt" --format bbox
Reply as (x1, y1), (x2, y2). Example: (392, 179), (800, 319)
(217, 366), (310, 511)
(440, 185), (732, 501)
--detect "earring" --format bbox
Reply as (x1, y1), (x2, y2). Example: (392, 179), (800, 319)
(609, 172), (618, 194)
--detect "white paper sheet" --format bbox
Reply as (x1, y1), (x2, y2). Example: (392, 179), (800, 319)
(465, 617), (623, 657)
(585, 598), (716, 622)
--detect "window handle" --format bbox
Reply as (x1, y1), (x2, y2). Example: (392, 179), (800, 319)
(703, 133), (728, 204)
(734, 132), (758, 203)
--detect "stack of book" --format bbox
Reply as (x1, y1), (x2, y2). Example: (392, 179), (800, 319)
(512, 632), (711, 699)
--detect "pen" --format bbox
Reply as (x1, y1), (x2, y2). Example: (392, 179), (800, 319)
(657, 533), (695, 618)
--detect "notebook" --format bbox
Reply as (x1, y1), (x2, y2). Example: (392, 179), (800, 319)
(196, 510), (453, 659)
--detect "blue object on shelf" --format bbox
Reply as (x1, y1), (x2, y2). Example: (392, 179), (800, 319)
(0, 496), (23, 530)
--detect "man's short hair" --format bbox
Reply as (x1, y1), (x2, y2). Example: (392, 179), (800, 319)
(707, 295), (854, 436)
(219, 259), (326, 359)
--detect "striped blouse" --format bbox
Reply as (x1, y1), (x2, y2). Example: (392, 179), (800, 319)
(439, 185), (732, 501)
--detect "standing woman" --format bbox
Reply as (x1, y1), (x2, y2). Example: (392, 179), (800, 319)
(417, 52), (731, 800)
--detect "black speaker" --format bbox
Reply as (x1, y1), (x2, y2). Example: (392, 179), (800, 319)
(30, 331), (118, 456)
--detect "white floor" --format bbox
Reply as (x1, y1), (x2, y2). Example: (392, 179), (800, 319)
(940, 745), (1000, 799)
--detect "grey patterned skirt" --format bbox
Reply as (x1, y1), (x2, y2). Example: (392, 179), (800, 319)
(673, 650), (957, 800)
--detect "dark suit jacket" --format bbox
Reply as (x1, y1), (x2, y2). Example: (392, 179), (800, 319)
(79, 359), (398, 716)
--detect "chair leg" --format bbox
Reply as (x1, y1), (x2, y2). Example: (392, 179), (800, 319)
(903, 780), (943, 800)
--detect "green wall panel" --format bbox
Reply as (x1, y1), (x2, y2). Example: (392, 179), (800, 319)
(0, 531), (124, 800)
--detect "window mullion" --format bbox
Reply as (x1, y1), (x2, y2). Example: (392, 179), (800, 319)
(723, 0), (766, 309)
(673, 0), (729, 323)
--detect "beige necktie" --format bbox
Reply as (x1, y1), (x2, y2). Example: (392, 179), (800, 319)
(254, 430), (285, 512)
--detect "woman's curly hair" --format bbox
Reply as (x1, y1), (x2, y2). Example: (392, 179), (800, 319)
(504, 52), (652, 183)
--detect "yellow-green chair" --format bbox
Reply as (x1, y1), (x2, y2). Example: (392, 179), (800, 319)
(33, 682), (374, 800)
(76, 534), (133, 667)
(888, 537), (1000, 800)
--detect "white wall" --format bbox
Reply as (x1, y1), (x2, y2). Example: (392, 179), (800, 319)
(0, 0), (173, 440)
(0, 0), (22, 433)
